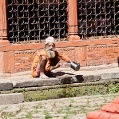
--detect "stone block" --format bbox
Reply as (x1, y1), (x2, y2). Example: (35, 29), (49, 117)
(59, 76), (73, 84)
(83, 75), (101, 82)
(101, 73), (119, 80)
(14, 78), (62, 88)
(0, 93), (24, 105)
(37, 78), (61, 86)
(14, 78), (40, 88)
(0, 82), (13, 91)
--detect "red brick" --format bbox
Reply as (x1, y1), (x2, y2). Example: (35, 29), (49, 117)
(98, 111), (112, 119)
(109, 113), (119, 119)
(101, 103), (119, 113)
(111, 97), (119, 104)
(1, 38), (119, 73)
(86, 110), (102, 119)
(3, 51), (15, 73)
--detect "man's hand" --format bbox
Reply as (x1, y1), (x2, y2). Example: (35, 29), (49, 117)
(52, 63), (61, 70)
(55, 63), (61, 68)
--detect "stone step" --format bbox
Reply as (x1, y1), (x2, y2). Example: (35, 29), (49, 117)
(1, 66), (119, 91)
(0, 93), (24, 105)
(0, 80), (13, 91)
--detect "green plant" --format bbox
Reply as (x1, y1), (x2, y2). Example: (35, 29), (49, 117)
(109, 86), (119, 93)
(25, 112), (32, 119)
(1, 112), (15, 119)
(63, 114), (69, 119)
(44, 110), (52, 119)
(56, 109), (62, 114)
(7, 81), (119, 102)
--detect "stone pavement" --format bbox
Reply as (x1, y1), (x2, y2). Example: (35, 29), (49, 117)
(0, 93), (119, 119)
(0, 63), (119, 118)
(0, 63), (119, 91)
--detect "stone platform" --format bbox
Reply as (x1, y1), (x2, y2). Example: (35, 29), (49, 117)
(0, 63), (119, 118)
(0, 63), (119, 91)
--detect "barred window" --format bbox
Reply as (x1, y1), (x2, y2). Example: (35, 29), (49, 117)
(7, 0), (68, 44)
(78, 0), (119, 39)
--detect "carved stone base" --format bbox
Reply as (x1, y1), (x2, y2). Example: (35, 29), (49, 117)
(0, 40), (10, 46)
(68, 35), (80, 41)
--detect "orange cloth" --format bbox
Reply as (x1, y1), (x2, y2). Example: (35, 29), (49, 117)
(31, 49), (70, 78)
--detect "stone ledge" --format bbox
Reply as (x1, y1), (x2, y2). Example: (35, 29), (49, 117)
(14, 78), (62, 88)
(0, 93), (24, 105)
(0, 66), (119, 91)
(101, 72), (119, 80)
(0, 82), (13, 91)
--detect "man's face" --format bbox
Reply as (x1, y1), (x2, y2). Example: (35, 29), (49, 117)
(45, 42), (55, 51)
(45, 42), (56, 58)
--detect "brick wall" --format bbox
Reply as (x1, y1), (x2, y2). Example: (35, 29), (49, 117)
(14, 50), (36, 72)
(1, 38), (119, 73)
(13, 47), (87, 73)
(87, 45), (119, 66)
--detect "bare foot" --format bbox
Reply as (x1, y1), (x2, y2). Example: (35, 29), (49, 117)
(40, 73), (49, 79)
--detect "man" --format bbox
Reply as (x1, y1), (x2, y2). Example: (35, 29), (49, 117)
(31, 36), (71, 78)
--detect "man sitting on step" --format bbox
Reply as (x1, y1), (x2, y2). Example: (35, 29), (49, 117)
(31, 36), (71, 78)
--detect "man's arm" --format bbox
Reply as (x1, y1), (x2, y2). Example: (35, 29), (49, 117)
(45, 59), (60, 71)
(58, 51), (71, 63)
(31, 54), (41, 77)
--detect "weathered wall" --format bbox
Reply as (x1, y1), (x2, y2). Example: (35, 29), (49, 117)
(0, 52), (4, 73)
(87, 45), (119, 66)
(14, 50), (36, 72)
(1, 38), (119, 73)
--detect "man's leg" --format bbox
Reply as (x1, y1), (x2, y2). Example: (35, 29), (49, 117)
(46, 57), (61, 78)
(40, 56), (49, 78)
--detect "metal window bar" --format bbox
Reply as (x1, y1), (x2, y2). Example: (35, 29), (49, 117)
(7, 0), (68, 44)
(78, 0), (119, 40)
